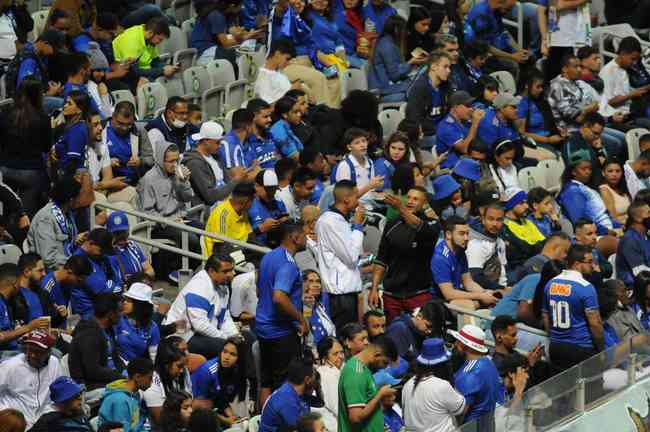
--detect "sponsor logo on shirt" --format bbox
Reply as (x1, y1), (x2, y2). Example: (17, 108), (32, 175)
(549, 283), (572, 296)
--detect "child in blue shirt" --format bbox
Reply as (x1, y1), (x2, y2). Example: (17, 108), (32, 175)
(270, 96), (304, 160)
(527, 187), (560, 237)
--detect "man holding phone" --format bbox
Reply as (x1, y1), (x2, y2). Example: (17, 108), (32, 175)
(249, 170), (289, 246)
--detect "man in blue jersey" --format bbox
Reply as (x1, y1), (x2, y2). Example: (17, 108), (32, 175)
(11, 253), (48, 329)
(256, 223), (308, 407)
(431, 216), (498, 310)
(245, 99), (280, 169)
(616, 200), (650, 286)
(107, 211), (155, 281)
(68, 228), (124, 319)
(220, 108), (255, 169)
(40, 255), (92, 328)
(249, 170), (289, 247)
(451, 324), (502, 432)
(543, 244), (605, 371)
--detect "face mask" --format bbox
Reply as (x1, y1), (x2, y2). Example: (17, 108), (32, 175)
(172, 119), (186, 129)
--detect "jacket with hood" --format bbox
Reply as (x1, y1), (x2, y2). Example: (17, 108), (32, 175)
(68, 319), (124, 391)
(467, 218), (508, 290)
(98, 379), (147, 432)
(29, 411), (93, 432)
(137, 140), (194, 219)
(385, 313), (424, 362)
(182, 149), (237, 206)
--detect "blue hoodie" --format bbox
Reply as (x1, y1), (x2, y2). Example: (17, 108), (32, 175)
(98, 379), (147, 432)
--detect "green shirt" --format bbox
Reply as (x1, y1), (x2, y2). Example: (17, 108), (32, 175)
(112, 24), (159, 69)
(337, 357), (384, 432)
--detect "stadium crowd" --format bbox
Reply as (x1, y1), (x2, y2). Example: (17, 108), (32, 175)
(0, 0), (650, 430)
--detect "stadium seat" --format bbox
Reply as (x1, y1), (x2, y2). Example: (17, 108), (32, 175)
(490, 71), (516, 94)
(378, 109), (404, 141)
(156, 76), (186, 99)
(158, 26), (187, 63)
(626, 128), (649, 161)
(0, 244), (22, 265)
(136, 82), (168, 120)
(29, 8), (50, 41)
(181, 18), (195, 46)
(183, 66), (222, 119)
(206, 59), (248, 115)
(0, 98), (14, 115)
(538, 158), (565, 193)
(172, 0), (192, 24)
(518, 166), (545, 192)
(249, 415), (261, 432)
(111, 90), (137, 108)
(341, 68), (368, 99)
(173, 47), (198, 73)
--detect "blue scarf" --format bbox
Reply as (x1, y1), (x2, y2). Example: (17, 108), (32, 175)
(51, 203), (77, 258)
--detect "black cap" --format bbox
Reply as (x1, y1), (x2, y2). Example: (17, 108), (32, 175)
(448, 90), (475, 107)
(38, 29), (66, 53)
(475, 189), (500, 208)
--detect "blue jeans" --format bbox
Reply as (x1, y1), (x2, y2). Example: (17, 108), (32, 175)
(121, 4), (165, 28)
(507, 2), (541, 53)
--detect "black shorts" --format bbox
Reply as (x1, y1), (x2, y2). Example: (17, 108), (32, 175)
(258, 333), (301, 389)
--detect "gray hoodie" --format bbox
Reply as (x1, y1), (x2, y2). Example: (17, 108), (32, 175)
(137, 140), (194, 218)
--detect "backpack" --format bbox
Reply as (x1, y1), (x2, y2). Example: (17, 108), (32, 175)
(5, 46), (47, 98)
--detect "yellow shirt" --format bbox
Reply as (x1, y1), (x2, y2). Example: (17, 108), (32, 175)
(504, 218), (546, 245)
(204, 199), (252, 256)
(112, 24), (159, 69)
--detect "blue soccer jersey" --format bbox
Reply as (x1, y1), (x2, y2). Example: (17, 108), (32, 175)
(454, 357), (503, 423)
(543, 269), (599, 349)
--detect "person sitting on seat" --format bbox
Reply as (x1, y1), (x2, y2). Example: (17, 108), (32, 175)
(30, 377), (93, 432)
(146, 97), (199, 154)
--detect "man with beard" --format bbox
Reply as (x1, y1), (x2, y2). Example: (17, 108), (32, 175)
(451, 324), (501, 432)
(616, 200), (650, 286)
(431, 216), (498, 310)
(256, 223), (309, 406)
(245, 99), (280, 169)
(0, 331), (62, 429)
(543, 244), (604, 370)
(41, 255), (92, 329)
(501, 190), (545, 272)
(338, 335), (396, 432)
(30, 376), (93, 431)
(10, 253), (55, 328)
(467, 202), (508, 292)
(574, 219), (612, 289)
(624, 150), (650, 199)
(68, 228), (124, 319)
(104, 101), (154, 187)
(260, 357), (315, 432)
(63, 52), (103, 116)
(369, 187), (440, 323)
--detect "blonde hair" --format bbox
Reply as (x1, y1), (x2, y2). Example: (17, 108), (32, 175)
(301, 205), (321, 226)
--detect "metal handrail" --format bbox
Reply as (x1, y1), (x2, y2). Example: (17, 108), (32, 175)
(598, 29), (650, 60)
(445, 302), (548, 337)
(90, 201), (272, 255)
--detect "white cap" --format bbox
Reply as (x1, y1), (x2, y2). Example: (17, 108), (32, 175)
(191, 121), (224, 142)
(449, 324), (488, 353)
(259, 169), (279, 187)
(123, 283), (154, 304)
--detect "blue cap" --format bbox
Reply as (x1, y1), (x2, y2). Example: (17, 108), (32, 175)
(50, 376), (82, 404)
(416, 338), (451, 366)
(373, 369), (401, 387)
(452, 158), (481, 181)
(504, 190), (527, 211)
(432, 175), (461, 201)
(107, 211), (129, 233)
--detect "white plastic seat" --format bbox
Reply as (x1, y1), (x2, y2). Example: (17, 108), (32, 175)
(136, 82), (168, 120)
(181, 18), (195, 46)
(111, 90), (136, 108)
(0, 244), (22, 265)
(378, 109), (404, 141)
(173, 47), (198, 73)
(158, 26), (187, 61)
(626, 128), (650, 161)
(172, 0), (192, 24)
(490, 71), (516, 94)
(206, 59), (248, 115)
(517, 166), (544, 192)
(537, 158), (565, 193)
(183, 66), (222, 119)
(156, 76), (185, 98)
(341, 68), (368, 99)
(29, 8), (49, 41)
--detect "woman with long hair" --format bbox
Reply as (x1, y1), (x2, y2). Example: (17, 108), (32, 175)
(406, 7), (435, 54)
(143, 338), (193, 427)
(599, 158), (631, 225)
(270, 96), (305, 159)
(402, 338), (464, 432)
(368, 15), (427, 102)
(374, 132), (411, 191)
(558, 153), (622, 236)
(307, 0), (348, 75)
(54, 90), (92, 179)
(314, 337), (345, 431)
(473, 75), (499, 110)
(516, 70), (565, 153)
(488, 138), (521, 200)
(0, 78), (51, 218)
(303, 269), (336, 346)
(160, 390), (194, 432)
(191, 336), (248, 427)
(115, 282), (160, 364)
